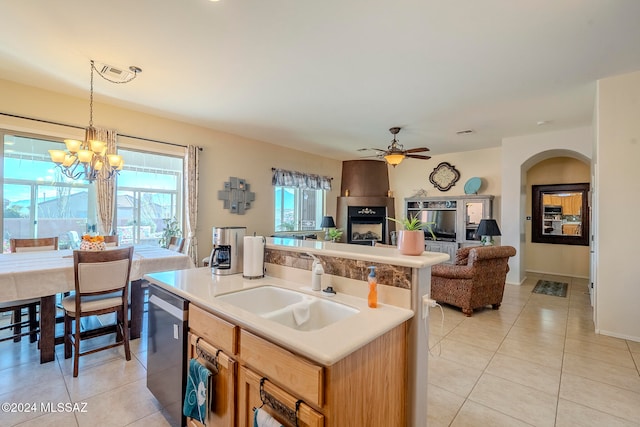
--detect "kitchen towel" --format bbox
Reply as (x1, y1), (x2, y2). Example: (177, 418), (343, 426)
(253, 407), (283, 427)
(243, 236), (265, 278)
(183, 358), (212, 424)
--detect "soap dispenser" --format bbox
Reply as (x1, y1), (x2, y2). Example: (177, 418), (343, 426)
(367, 266), (377, 308)
(312, 260), (324, 291)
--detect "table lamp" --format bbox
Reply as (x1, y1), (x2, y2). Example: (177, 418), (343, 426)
(476, 219), (501, 245)
(320, 216), (336, 241)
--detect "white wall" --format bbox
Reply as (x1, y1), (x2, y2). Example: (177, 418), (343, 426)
(594, 70), (640, 341)
(501, 127), (592, 285)
(389, 147), (502, 223)
(0, 79), (343, 261)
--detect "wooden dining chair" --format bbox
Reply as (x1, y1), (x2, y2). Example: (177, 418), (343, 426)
(10, 237), (58, 252)
(167, 236), (185, 253)
(62, 246), (133, 377)
(103, 234), (119, 247)
(2, 237), (59, 343)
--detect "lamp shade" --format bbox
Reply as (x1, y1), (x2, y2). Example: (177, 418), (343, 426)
(320, 216), (336, 228)
(476, 219), (501, 236)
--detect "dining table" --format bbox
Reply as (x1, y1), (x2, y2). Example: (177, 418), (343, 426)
(0, 245), (195, 363)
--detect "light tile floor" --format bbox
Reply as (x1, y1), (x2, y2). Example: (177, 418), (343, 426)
(0, 273), (639, 426)
(427, 273), (640, 426)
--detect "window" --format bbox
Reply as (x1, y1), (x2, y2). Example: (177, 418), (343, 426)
(274, 186), (324, 232)
(274, 186), (324, 231)
(115, 149), (183, 245)
(272, 168), (332, 233)
(2, 133), (90, 251)
(2, 130), (184, 252)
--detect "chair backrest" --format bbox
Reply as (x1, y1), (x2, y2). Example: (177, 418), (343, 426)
(73, 246), (133, 297)
(103, 235), (119, 247)
(465, 246), (516, 284)
(10, 237), (59, 253)
(167, 236), (185, 253)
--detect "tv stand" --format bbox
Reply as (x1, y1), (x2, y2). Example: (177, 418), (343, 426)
(405, 195), (494, 263)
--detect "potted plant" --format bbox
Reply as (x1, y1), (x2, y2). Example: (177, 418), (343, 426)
(159, 217), (182, 248)
(387, 214), (435, 255)
(327, 228), (344, 243)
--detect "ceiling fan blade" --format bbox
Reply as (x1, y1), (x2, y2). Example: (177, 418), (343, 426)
(406, 154), (431, 160)
(405, 147), (430, 153)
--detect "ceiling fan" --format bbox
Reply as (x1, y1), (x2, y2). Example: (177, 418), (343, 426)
(361, 127), (431, 167)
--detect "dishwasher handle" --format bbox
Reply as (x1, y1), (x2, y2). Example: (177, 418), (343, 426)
(149, 294), (188, 321)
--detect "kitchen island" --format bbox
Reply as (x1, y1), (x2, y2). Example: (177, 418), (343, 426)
(145, 238), (448, 426)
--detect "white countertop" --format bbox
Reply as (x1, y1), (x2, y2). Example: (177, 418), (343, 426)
(145, 267), (415, 366)
(266, 237), (450, 267)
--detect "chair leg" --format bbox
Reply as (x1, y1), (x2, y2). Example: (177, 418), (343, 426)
(492, 303), (501, 310)
(462, 308), (473, 317)
(12, 308), (21, 343)
(28, 304), (38, 343)
(120, 308), (131, 361)
(73, 318), (81, 377)
(64, 314), (72, 359)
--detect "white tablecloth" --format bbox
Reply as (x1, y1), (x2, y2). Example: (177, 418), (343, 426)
(0, 245), (195, 302)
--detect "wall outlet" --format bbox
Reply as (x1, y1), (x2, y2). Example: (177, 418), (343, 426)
(421, 294), (437, 319)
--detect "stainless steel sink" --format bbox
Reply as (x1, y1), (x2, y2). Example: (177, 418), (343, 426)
(216, 286), (359, 331)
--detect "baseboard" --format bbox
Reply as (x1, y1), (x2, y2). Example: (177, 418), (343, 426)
(595, 328), (640, 343)
(525, 269), (589, 280)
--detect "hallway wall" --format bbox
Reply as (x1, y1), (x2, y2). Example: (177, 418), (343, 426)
(525, 157), (590, 278)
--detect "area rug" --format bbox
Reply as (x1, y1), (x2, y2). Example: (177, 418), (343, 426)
(532, 280), (568, 297)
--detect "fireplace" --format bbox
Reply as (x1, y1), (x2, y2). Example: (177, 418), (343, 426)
(347, 206), (387, 245)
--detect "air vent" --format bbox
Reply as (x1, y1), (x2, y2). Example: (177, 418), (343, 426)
(95, 62), (136, 83)
(456, 129), (475, 135)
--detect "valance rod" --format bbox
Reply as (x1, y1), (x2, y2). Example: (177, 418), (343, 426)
(0, 111), (202, 151)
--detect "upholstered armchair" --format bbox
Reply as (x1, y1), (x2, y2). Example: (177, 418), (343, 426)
(431, 245), (516, 316)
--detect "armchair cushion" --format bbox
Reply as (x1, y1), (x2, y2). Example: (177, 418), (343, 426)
(431, 245), (516, 316)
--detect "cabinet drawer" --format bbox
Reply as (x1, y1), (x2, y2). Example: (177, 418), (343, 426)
(240, 330), (324, 407)
(189, 305), (238, 356)
(238, 366), (324, 427)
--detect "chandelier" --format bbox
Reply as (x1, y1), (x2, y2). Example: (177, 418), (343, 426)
(48, 60), (140, 182)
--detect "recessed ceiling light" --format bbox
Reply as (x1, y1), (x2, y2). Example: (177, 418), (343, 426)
(536, 120), (552, 126)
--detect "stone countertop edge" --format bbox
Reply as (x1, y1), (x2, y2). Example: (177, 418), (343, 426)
(144, 267), (415, 366)
(266, 237), (450, 267)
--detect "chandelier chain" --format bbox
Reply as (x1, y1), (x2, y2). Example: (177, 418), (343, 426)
(89, 60), (94, 127)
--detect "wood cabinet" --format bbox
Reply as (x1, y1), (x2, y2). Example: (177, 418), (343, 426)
(238, 366), (324, 427)
(425, 241), (457, 263)
(187, 304), (407, 427)
(186, 333), (237, 427)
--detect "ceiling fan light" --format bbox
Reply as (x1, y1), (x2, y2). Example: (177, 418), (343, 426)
(384, 153), (405, 166)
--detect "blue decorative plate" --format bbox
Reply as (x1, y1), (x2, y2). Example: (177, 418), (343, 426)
(464, 177), (482, 194)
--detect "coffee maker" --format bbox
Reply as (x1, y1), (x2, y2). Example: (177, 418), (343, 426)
(209, 226), (246, 275)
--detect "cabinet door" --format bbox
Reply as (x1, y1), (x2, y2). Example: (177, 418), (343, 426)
(186, 333), (237, 427)
(238, 366), (324, 427)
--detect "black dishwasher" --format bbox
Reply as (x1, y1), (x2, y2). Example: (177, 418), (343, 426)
(146, 284), (189, 427)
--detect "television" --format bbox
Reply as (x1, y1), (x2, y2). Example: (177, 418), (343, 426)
(418, 210), (456, 241)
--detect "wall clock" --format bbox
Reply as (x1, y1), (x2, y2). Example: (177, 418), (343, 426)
(429, 162), (460, 191)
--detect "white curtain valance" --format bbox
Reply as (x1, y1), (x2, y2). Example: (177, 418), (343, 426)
(271, 168), (332, 190)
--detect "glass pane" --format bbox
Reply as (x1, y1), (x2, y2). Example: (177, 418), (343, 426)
(3, 134), (89, 251)
(542, 192), (583, 236)
(116, 149), (183, 245)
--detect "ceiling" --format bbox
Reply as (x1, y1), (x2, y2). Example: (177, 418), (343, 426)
(1, 1), (640, 161)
